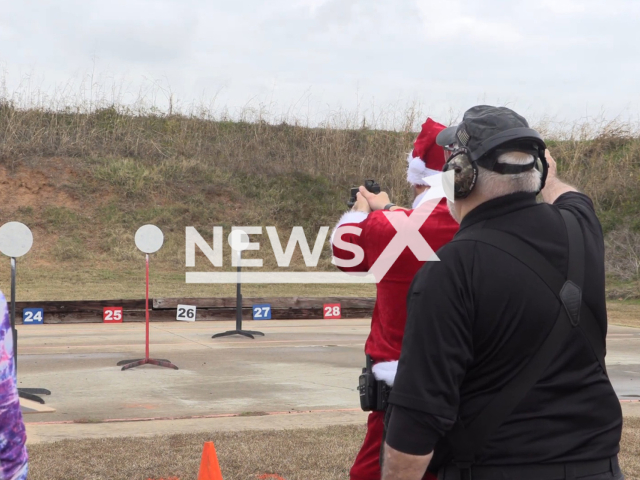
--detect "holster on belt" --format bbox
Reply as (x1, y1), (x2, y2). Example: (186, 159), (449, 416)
(358, 355), (391, 411)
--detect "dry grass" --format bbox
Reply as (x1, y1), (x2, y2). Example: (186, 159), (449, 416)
(607, 300), (640, 329)
(0, 101), (639, 300)
(27, 425), (364, 480)
(0, 102), (417, 204)
(620, 417), (640, 479)
(606, 229), (640, 283)
(543, 121), (640, 230)
(26, 420), (640, 480)
(0, 265), (376, 301)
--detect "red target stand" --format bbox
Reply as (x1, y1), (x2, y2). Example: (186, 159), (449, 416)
(118, 225), (178, 371)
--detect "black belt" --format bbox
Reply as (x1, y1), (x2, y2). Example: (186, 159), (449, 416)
(439, 456), (619, 480)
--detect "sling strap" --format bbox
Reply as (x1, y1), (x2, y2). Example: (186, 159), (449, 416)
(440, 209), (608, 472)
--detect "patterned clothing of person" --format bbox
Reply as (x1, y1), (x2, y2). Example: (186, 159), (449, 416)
(0, 292), (28, 480)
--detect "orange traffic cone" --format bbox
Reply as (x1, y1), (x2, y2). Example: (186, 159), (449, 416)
(197, 442), (223, 480)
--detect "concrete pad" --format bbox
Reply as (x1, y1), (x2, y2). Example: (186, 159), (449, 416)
(20, 398), (56, 414)
(604, 325), (640, 399)
(16, 320), (640, 443)
(18, 320), (368, 425)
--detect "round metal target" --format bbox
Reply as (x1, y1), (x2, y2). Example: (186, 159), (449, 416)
(228, 229), (250, 252)
(0, 222), (33, 258)
(134, 225), (164, 254)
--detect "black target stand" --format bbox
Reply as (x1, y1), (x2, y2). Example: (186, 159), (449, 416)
(10, 258), (51, 404)
(213, 249), (264, 340)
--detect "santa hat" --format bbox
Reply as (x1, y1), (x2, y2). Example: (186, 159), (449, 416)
(406, 118), (447, 185)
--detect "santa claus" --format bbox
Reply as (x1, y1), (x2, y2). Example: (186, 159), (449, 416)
(331, 118), (459, 480)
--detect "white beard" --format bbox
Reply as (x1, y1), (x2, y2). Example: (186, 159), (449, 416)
(412, 190), (428, 209)
(447, 199), (461, 224)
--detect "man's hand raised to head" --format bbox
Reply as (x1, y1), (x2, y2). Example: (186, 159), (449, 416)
(540, 149), (578, 204)
(359, 186), (392, 211)
(545, 148), (558, 179)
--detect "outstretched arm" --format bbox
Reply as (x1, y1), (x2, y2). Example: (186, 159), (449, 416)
(540, 149), (578, 204)
(330, 190), (371, 272)
(358, 186), (410, 211)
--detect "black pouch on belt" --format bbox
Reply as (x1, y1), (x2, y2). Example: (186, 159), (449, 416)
(358, 355), (378, 411)
(358, 355), (392, 411)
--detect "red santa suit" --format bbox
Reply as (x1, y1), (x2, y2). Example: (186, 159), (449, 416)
(331, 118), (459, 480)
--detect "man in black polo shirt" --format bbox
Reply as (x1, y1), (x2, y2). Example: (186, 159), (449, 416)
(381, 106), (623, 480)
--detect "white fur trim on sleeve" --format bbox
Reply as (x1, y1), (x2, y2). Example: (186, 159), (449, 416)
(335, 211), (369, 228)
(372, 360), (398, 387)
(412, 189), (427, 209)
(406, 153), (440, 185)
(330, 211), (369, 245)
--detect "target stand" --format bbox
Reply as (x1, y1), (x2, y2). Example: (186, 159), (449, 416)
(211, 273), (265, 339)
(0, 222), (51, 404)
(119, 225), (178, 371)
(213, 230), (264, 340)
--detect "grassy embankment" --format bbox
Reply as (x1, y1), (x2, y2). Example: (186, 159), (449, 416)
(0, 103), (638, 303)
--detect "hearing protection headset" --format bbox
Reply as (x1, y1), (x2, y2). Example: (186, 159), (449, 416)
(442, 127), (548, 199)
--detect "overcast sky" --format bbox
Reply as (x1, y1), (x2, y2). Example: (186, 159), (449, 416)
(1, 0), (638, 128)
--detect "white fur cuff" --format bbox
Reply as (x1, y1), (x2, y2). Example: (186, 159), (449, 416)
(335, 211), (369, 228)
(330, 211), (369, 245)
(407, 153), (440, 185)
(372, 360), (398, 387)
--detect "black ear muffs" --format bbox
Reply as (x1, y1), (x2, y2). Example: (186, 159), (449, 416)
(443, 128), (548, 199)
(484, 144), (549, 194)
(472, 129), (548, 194)
(443, 148), (478, 199)
(536, 147), (549, 193)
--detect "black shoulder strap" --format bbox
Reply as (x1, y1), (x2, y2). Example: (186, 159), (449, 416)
(442, 209), (607, 467)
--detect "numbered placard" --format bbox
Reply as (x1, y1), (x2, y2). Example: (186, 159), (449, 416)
(176, 304), (196, 322)
(103, 307), (123, 323)
(253, 304), (272, 320)
(323, 303), (342, 319)
(22, 308), (44, 325)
